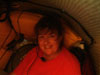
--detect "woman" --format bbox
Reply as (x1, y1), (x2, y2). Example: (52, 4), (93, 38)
(10, 14), (81, 75)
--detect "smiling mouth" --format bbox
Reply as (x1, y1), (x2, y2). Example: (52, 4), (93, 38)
(44, 45), (53, 49)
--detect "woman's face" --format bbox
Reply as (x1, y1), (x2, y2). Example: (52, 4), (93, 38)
(38, 30), (62, 56)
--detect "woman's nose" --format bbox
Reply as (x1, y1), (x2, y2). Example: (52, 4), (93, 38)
(44, 40), (50, 45)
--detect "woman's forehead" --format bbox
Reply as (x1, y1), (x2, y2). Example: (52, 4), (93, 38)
(38, 29), (58, 35)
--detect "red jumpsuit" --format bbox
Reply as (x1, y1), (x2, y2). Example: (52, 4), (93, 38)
(11, 47), (81, 75)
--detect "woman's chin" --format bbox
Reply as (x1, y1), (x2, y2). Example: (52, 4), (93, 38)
(42, 49), (53, 56)
(44, 51), (52, 56)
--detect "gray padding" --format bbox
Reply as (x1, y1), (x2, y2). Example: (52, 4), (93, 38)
(0, 70), (8, 75)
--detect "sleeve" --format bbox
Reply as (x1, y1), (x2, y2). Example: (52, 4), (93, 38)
(10, 47), (37, 75)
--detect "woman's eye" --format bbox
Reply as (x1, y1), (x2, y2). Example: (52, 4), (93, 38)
(49, 34), (56, 38)
(50, 35), (55, 38)
(38, 36), (44, 39)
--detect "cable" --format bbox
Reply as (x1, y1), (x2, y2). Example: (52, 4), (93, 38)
(25, 45), (39, 75)
(7, 11), (18, 37)
(26, 55), (38, 75)
(0, 29), (12, 51)
(17, 11), (24, 36)
(5, 0), (18, 37)
(0, 49), (7, 61)
(0, 29), (12, 63)
(26, 47), (39, 75)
